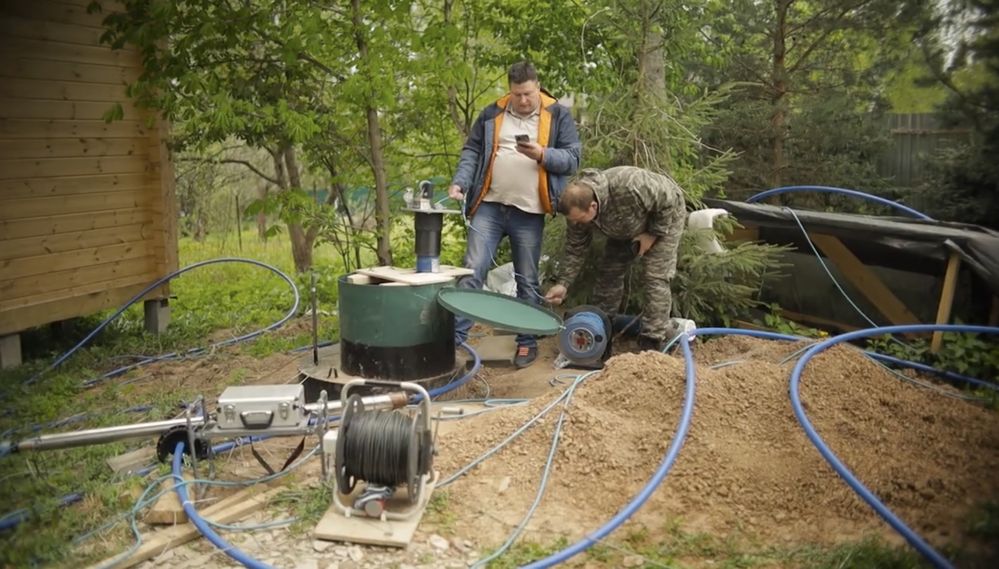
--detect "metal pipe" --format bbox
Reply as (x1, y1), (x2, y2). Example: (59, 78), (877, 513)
(13, 417), (205, 452)
(302, 392), (408, 414)
(9, 391), (410, 454)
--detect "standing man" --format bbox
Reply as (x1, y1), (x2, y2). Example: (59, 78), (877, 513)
(448, 61), (581, 368)
(544, 167), (687, 351)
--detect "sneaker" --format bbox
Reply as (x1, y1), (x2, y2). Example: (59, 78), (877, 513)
(513, 345), (538, 368)
(637, 335), (665, 352)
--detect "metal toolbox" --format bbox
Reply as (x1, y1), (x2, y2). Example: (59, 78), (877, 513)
(216, 385), (306, 430)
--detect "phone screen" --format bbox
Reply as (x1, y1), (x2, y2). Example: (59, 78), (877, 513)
(515, 134), (529, 144)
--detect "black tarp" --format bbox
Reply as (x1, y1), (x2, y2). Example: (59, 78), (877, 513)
(704, 198), (999, 295)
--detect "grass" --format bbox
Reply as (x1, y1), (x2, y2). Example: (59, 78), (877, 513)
(0, 230), (347, 566)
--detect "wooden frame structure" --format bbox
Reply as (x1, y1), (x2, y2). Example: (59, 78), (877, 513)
(0, 0), (178, 365)
(729, 225), (999, 353)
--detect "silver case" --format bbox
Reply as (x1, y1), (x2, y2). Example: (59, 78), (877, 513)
(216, 385), (306, 430)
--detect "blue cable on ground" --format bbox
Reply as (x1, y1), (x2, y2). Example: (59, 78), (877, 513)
(865, 352), (999, 392)
(745, 185), (933, 220)
(521, 333), (697, 569)
(789, 324), (999, 569)
(0, 492), (83, 532)
(27, 257), (301, 387)
(172, 441), (272, 569)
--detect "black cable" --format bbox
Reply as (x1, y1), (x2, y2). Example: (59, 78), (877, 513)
(341, 411), (414, 487)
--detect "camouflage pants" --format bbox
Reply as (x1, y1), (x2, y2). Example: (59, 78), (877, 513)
(590, 207), (685, 341)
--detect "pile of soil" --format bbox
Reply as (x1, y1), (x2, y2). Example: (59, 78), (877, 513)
(435, 336), (999, 554)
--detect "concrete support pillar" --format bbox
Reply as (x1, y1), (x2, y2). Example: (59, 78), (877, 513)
(144, 298), (170, 335)
(0, 334), (22, 369)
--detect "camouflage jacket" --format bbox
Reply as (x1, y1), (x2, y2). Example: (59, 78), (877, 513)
(556, 166), (686, 287)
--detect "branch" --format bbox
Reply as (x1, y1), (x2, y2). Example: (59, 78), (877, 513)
(786, 1), (870, 76)
(178, 156), (281, 185)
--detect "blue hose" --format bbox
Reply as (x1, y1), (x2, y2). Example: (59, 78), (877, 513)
(865, 352), (999, 392)
(521, 334), (697, 568)
(27, 257), (301, 387)
(0, 492), (83, 532)
(789, 324), (999, 569)
(745, 185), (933, 220)
(172, 442), (272, 569)
(177, 341), (481, 567)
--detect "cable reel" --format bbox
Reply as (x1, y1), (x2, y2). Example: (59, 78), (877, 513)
(332, 380), (435, 520)
(558, 305), (614, 369)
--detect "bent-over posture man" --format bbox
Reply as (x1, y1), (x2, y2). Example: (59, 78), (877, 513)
(545, 166), (686, 351)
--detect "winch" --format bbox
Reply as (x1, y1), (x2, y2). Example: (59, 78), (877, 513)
(557, 306), (614, 369)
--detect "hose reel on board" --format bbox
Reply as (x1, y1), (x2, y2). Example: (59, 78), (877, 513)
(330, 379), (435, 520)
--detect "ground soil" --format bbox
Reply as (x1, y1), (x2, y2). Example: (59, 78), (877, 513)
(433, 335), (999, 560)
(89, 327), (999, 568)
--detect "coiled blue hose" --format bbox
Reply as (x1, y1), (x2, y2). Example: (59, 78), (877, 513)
(745, 185), (933, 220)
(790, 324), (999, 569)
(26, 257), (301, 386)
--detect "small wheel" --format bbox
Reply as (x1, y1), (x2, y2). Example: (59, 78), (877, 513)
(156, 425), (209, 462)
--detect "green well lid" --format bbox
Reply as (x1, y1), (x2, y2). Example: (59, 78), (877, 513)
(437, 288), (563, 336)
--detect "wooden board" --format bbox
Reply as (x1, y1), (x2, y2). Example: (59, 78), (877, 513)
(0, 137), (146, 160)
(86, 487), (285, 569)
(0, 280), (149, 335)
(0, 223), (150, 260)
(0, 269), (157, 310)
(472, 334), (517, 365)
(0, 37), (138, 68)
(0, 56), (140, 85)
(0, 78), (131, 103)
(0, 207), (153, 240)
(0, 189), (155, 220)
(0, 16), (136, 51)
(0, 119), (152, 139)
(355, 265), (472, 285)
(2, 0), (121, 30)
(0, 98), (141, 121)
(106, 446), (155, 475)
(809, 233), (920, 326)
(0, 255), (155, 301)
(144, 477), (190, 525)
(314, 479), (436, 548)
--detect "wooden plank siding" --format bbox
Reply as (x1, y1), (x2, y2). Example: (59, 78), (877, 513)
(0, 0), (177, 336)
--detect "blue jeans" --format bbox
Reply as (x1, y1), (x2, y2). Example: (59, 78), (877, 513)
(455, 202), (545, 349)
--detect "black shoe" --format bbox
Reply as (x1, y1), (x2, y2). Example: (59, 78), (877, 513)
(514, 345), (538, 368)
(637, 335), (664, 352)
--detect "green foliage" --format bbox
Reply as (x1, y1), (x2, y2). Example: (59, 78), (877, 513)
(759, 303), (827, 339)
(484, 537), (570, 569)
(273, 481), (334, 533)
(700, 0), (926, 197)
(867, 331), (999, 383)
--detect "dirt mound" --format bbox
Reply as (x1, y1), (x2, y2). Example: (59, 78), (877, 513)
(435, 336), (999, 554)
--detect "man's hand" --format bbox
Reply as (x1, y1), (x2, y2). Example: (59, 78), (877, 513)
(447, 184), (465, 201)
(545, 284), (568, 305)
(632, 232), (657, 256)
(515, 140), (544, 163)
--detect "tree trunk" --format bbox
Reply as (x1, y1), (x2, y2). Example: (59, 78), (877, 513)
(770, 0), (792, 188)
(256, 183), (269, 241)
(633, 2), (668, 169)
(283, 145), (316, 273)
(352, 0), (393, 267)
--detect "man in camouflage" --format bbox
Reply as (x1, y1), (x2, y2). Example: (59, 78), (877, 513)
(544, 166), (686, 351)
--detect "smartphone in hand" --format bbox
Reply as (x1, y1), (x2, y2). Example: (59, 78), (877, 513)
(515, 134), (530, 145)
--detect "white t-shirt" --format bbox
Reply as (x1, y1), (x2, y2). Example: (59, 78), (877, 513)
(484, 106), (543, 214)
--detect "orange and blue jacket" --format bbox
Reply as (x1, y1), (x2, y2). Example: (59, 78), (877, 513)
(451, 91), (581, 217)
